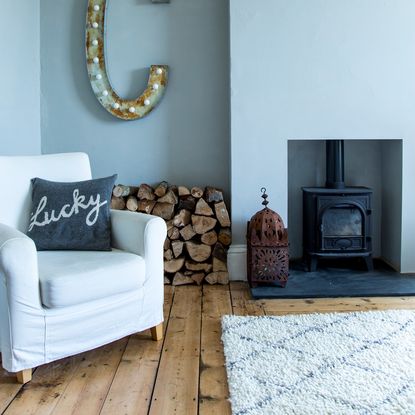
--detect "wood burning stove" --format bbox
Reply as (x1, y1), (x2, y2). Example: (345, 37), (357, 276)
(302, 140), (373, 272)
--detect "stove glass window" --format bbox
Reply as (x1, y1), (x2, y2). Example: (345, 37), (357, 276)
(322, 206), (362, 236)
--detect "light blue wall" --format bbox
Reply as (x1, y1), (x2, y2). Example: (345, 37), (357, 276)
(0, 1), (40, 155)
(40, 0), (230, 193)
(230, 0), (415, 271)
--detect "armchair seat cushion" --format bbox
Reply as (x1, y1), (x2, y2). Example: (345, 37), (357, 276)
(38, 249), (145, 308)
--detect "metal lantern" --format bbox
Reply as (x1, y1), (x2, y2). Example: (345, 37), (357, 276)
(246, 188), (289, 288)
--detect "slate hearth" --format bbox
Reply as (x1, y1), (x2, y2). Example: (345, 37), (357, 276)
(250, 259), (415, 299)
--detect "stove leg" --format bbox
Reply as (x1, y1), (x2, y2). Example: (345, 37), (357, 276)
(364, 256), (374, 272)
(307, 256), (318, 272)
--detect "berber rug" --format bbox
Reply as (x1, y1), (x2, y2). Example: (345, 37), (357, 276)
(221, 310), (415, 414)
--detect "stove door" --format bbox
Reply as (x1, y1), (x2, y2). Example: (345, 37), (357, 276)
(321, 204), (365, 251)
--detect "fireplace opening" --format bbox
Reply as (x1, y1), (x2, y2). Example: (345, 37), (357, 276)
(302, 140), (373, 272)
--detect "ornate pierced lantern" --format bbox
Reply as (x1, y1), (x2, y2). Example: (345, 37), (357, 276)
(246, 188), (289, 288)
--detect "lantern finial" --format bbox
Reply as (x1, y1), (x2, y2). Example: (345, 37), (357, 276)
(261, 187), (269, 207)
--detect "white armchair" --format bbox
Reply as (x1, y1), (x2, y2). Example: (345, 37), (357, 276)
(0, 153), (166, 383)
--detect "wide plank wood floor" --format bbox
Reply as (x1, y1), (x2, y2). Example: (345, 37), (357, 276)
(2, 282), (415, 415)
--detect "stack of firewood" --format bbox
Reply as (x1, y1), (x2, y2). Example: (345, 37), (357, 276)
(111, 182), (231, 285)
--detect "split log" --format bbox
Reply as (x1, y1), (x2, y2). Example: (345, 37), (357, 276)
(172, 272), (194, 286)
(218, 228), (232, 246)
(212, 242), (227, 262)
(164, 238), (171, 251)
(154, 181), (169, 197)
(113, 185), (139, 198)
(158, 189), (178, 205)
(137, 184), (155, 201)
(178, 186), (190, 196)
(192, 215), (217, 235)
(191, 272), (205, 286)
(205, 271), (229, 285)
(201, 230), (218, 246)
(164, 276), (171, 285)
(164, 257), (185, 274)
(185, 261), (212, 273)
(114, 182), (231, 286)
(152, 202), (175, 220)
(217, 271), (229, 285)
(191, 186), (204, 198)
(164, 249), (173, 261)
(172, 209), (191, 228)
(178, 195), (196, 211)
(214, 201), (231, 227)
(213, 257), (228, 272)
(138, 199), (156, 214)
(204, 187), (224, 203)
(169, 185), (178, 195)
(167, 226), (180, 240)
(171, 241), (184, 258)
(126, 196), (139, 212)
(205, 273), (217, 285)
(186, 241), (211, 262)
(111, 196), (126, 210)
(180, 224), (197, 241)
(195, 198), (214, 216)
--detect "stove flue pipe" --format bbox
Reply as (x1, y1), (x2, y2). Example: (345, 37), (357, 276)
(326, 140), (345, 189)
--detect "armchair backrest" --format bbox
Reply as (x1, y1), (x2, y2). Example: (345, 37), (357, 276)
(0, 153), (92, 232)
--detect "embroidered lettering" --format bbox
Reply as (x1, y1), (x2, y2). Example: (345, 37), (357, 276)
(28, 189), (107, 232)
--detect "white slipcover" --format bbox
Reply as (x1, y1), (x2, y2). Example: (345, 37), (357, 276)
(0, 153), (166, 372)
(38, 250), (146, 308)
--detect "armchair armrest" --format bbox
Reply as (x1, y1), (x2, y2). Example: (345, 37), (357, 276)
(110, 210), (167, 258)
(0, 223), (41, 310)
(110, 210), (166, 330)
(111, 210), (166, 287)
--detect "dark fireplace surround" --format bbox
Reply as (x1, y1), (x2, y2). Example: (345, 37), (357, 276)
(302, 140), (373, 272)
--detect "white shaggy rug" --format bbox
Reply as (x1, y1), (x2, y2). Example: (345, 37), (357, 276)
(221, 310), (415, 415)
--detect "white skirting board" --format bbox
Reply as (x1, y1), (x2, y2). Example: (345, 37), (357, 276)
(227, 244), (247, 281)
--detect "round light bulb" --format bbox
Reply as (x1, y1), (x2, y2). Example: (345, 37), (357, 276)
(144, 99), (150, 106)
(129, 107), (136, 113)
(92, 22), (99, 28)
(156, 68), (163, 75)
(152, 83), (159, 91)
(102, 90), (108, 97)
(93, 57), (99, 64)
(96, 74), (102, 80)
(113, 103), (120, 110)
(92, 39), (98, 46)
(94, 5), (100, 11)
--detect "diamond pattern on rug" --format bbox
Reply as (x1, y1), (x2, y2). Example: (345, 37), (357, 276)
(222, 310), (415, 415)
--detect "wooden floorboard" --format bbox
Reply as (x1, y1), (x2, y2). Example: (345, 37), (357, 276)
(199, 284), (232, 415)
(100, 286), (174, 415)
(2, 282), (415, 415)
(230, 281), (265, 316)
(262, 296), (415, 315)
(0, 362), (24, 414)
(148, 285), (202, 415)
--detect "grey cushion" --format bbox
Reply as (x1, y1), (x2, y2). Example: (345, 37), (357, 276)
(27, 175), (117, 250)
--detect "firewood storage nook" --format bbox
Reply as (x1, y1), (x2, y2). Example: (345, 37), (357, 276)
(111, 182), (231, 285)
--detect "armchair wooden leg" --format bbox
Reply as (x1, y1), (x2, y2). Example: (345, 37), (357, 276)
(150, 323), (163, 341)
(16, 369), (32, 384)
